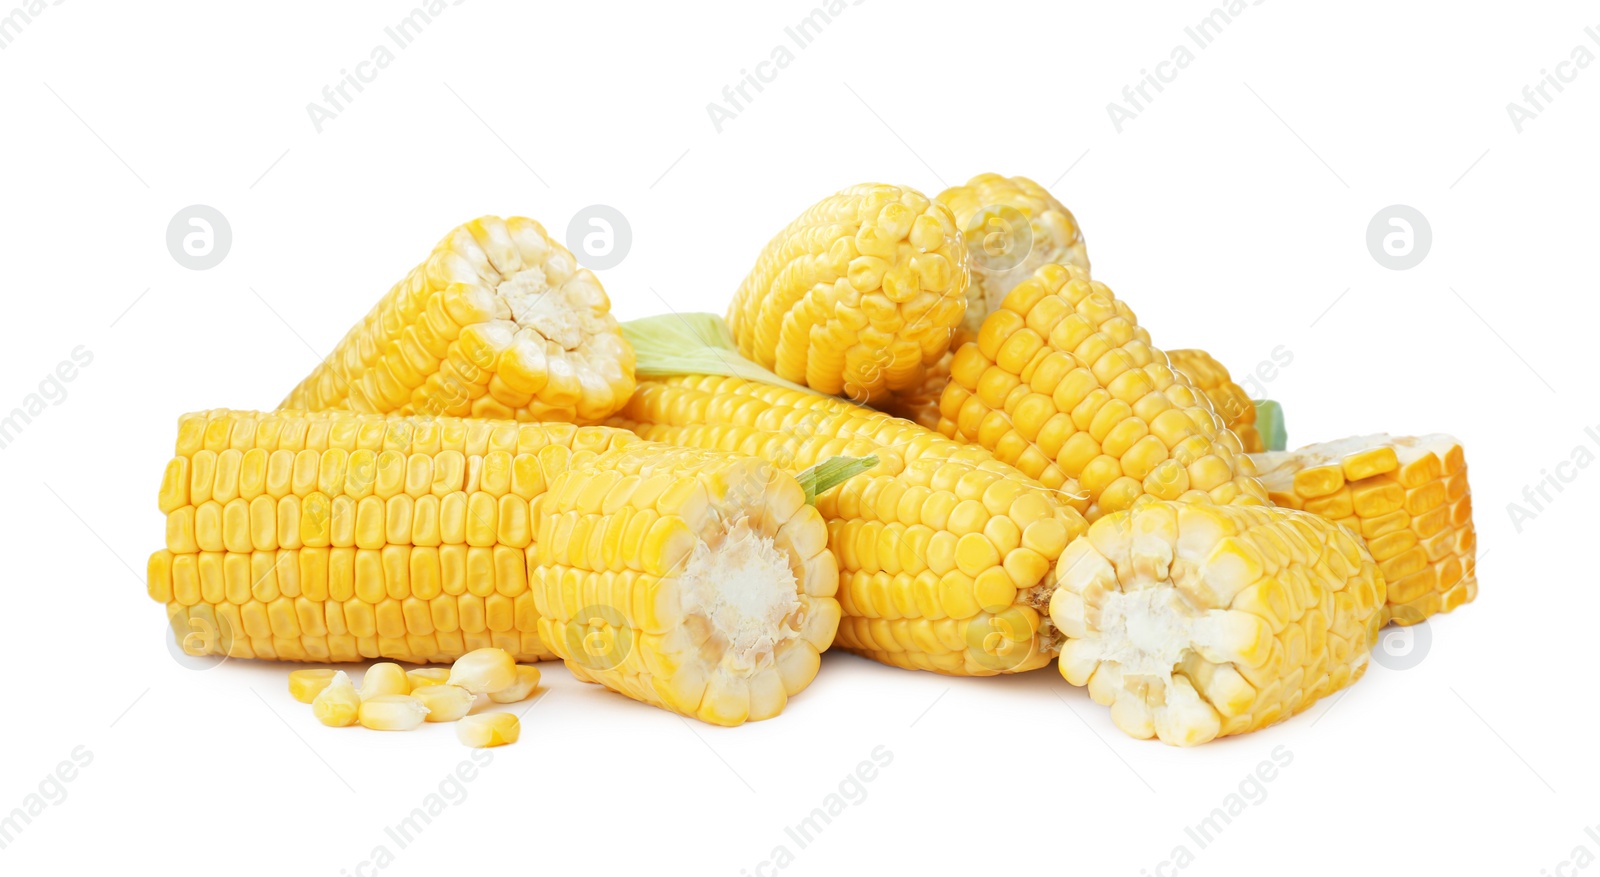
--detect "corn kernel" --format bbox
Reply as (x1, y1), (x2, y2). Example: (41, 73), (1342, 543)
(488, 664), (542, 704)
(447, 647), (516, 694)
(288, 668), (337, 704)
(406, 667), (451, 689)
(412, 684), (475, 722)
(359, 694), (430, 731)
(361, 662), (410, 700)
(312, 670), (360, 727)
(456, 712), (521, 747)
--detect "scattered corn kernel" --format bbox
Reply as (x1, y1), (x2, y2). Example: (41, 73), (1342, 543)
(312, 671), (360, 727)
(412, 684), (475, 722)
(456, 712), (520, 748)
(406, 668), (451, 689)
(288, 668), (337, 704)
(487, 665), (542, 704)
(358, 694), (430, 731)
(361, 662), (410, 700)
(448, 648), (517, 695)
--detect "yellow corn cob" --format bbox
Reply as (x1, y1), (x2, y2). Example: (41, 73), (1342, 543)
(281, 215), (636, 425)
(725, 184), (969, 404)
(612, 374), (1091, 676)
(937, 263), (1268, 517)
(1053, 496), (1386, 746)
(873, 175), (1091, 430)
(1251, 434), (1476, 625)
(937, 173), (1090, 341)
(147, 409), (837, 725)
(1166, 349), (1264, 454)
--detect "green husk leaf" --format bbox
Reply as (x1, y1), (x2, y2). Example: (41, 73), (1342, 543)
(1255, 400), (1286, 451)
(796, 455), (879, 504)
(621, 312), (825, 396)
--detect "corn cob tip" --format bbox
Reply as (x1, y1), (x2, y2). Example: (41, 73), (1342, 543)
(1051, 497), (1386, 746)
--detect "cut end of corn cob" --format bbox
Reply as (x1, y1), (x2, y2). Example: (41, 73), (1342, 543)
(937, 263), (1267, 517)
(281, 215), (636, 425)
(936, 174), (1090, 341)
(1165, 348), (1264, 454)
(1251, 433), (1476, 625)
(610, 373), (1092, 676)
(1051, 497), (1386, 746)
(725, 184), (970, 404)
(532, 442), (840, 726)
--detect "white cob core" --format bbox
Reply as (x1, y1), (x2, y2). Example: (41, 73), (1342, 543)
(678, 521), (801, 670)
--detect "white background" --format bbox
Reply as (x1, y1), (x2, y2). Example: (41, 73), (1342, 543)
(1, 1), (1592, 874)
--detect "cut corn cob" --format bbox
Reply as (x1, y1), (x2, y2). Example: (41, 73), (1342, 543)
(457, 712), (520, 747)
(1165, 349), (1264, 454)
(280, 216), (635, 425)
(936, 174), (1090, 342)
(147, 409), (838, 725)
(288, 668), (337, 703)
(1251, 434), (1476, 625)
(1052, 497), (1386, 746)
(725, 184), (969, 404)
(612, 373), (1091, 676)
(874, 176), (1089, 430)
(936, 263), (1268, 518)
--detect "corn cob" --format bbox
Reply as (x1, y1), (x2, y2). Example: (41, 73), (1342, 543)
(1166, 348), (1265, 454)
(281, 216), (635, 424)
(936, 174), (1090, 342)
(1052, 496), (1386, 746)
(1251, 434), (1476, 625)
(937, 263), (1268, 517)
(725, 184), (969, 404)
(874, 175), (1091, 430)
(147, 409), (837, 725)
(613, 374), (1091, 676)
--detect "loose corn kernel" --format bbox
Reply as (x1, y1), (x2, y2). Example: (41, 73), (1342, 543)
(412, 684), (475, 722)
(488, 665), (542, 704)
(448, 648), (517, 694)
(456, 712), (520, 747)
(312, 670), (360, 727)
(288, 668), (337, 704)
(406, 667), (451, 689)
(361, 662), (410, 700)
(359, 694), (430, 731)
